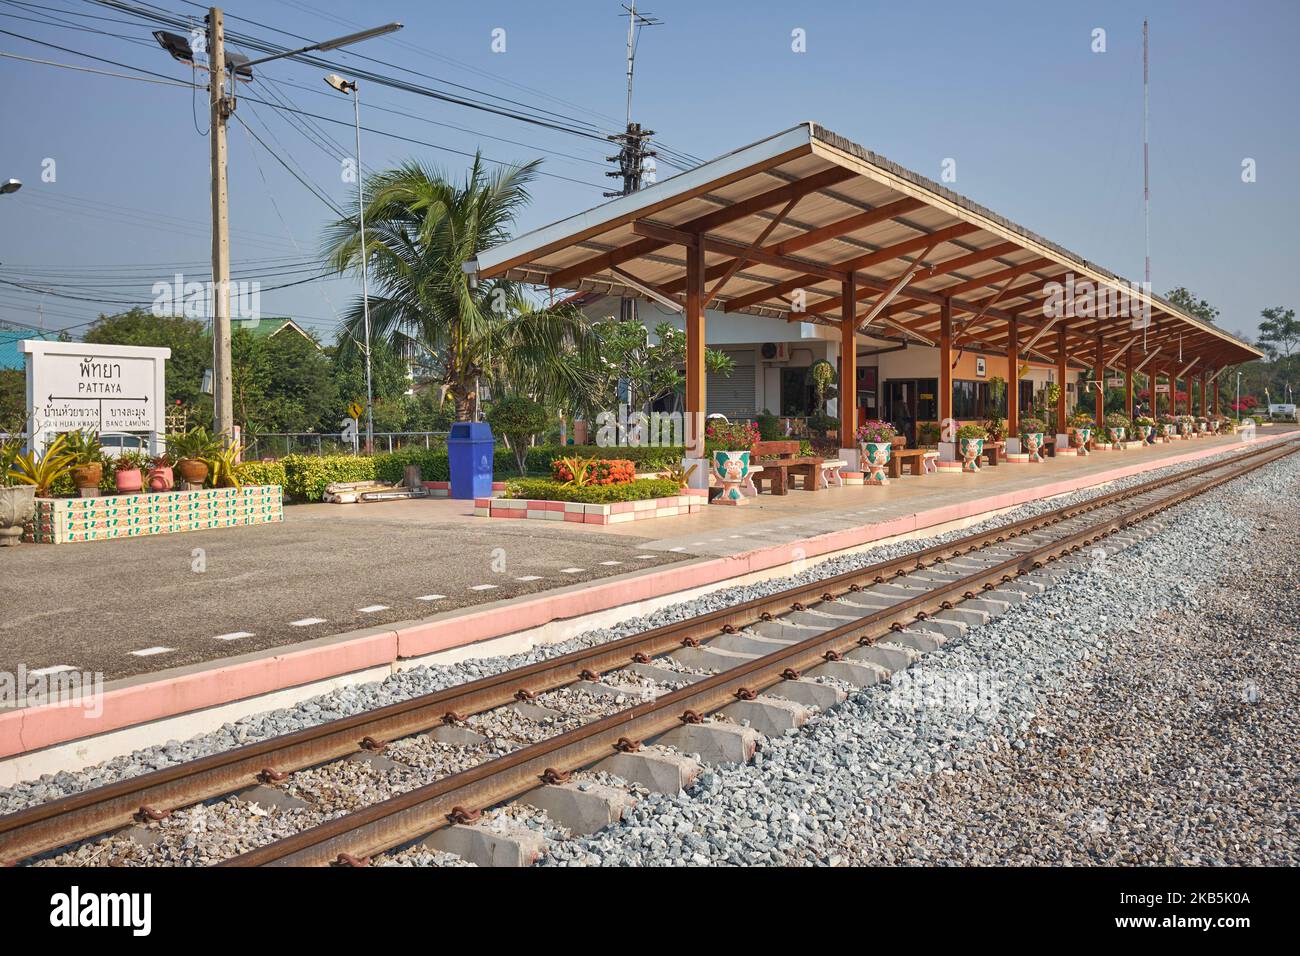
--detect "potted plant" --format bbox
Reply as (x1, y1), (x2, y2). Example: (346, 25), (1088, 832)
(206, 441), (246, 488)
(917, 421), (941, 447)
(1133, 414), (1156, 444)
(112, 449), (151, 494)
(167, 427), (220, 486)
(1067, 410), (1094, 455)
(1195, 415), (1209, 435)
(1104, 412), (1131, 450)
(855, 420), (896, 485)
(1019, 416), (1048, 462)
(1176, 414), (1195, 438)
(2, 432), (60, 546)
(63, 429), (103, 495)
(147, 452), (175, 492)
(956, 423), (987, 473)
(982, 417), (1007, 443)
(1158, 413), (1176, 441)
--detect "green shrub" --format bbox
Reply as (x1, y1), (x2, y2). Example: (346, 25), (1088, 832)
(755, 409), (783, 442)
(524, 444), (684, 474)
(281, 453), (376, 501)
(372, 446), (516, 483)
(956, 424), (987, 442)
(236, 460), (287, 488)
(486, 396), (551, 474)
(503, 476), (681, 504)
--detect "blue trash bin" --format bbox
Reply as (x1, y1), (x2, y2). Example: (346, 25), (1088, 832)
(448, 421), (494, 499)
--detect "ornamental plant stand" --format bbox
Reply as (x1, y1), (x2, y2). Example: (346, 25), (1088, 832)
(1108, 426), (1126, 451)
(1023, 432), (1045, 462)
(711, 450), (751, 506)
(959, 437), (984, 472)
(860, 441), (891, 485)
(1070, 427), (1091, 456)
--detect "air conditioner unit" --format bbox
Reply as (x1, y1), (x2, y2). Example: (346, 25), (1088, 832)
(760, 342), (788, 363)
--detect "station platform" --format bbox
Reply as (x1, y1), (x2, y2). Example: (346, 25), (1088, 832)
(1, 425), (1294, 775)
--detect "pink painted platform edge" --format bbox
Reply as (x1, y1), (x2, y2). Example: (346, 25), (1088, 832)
(2, 430), (1290, 760)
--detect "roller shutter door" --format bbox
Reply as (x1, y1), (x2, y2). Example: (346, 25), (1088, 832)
(707, 349), (756, 418)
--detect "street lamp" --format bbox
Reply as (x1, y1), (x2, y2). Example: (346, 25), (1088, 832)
(325, 72), (374, 455)
(0, 179), (21, 195)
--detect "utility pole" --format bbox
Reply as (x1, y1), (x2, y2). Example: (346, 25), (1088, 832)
(155, 11), (401, 446)
(208, 7), (234, 441)
(606, 2), (660, 323)
(1141, 18), (1151, 353)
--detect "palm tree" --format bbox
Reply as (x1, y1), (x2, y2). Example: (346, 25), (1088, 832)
(324, 154), (595, 421)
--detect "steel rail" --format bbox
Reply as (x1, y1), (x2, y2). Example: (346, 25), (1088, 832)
(1, 437), (1290, 864)
(225, 439), (1298, 866)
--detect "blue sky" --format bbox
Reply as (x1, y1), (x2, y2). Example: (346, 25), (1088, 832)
(1, 0), (1296, 343)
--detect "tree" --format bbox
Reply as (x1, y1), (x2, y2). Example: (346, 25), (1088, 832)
(84, 309), (212, 424)
(324, 155), (596, 422)
(582, 319), (733, 422)
(0, 368), (25, 425)
(230, 328), (336, 435)
(1165, 287), (1219, 325)
(1258, 307), (1298, 361)
(486, 395), (549, 473)
(326, 335), (411, 433)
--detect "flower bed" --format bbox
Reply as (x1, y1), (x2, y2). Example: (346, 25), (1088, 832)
(23, 485), (283, 544)
(477, 476), (702, 524)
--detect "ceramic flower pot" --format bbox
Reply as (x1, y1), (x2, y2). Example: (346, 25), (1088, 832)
(710, 450), (751, 505)
(860, 441), (892, 485)
(1137, 425), (1154, 444)
(114, 467), (143, 494)
(1108, 426), (1125, 450)
(0, 484), (37, 547)
(71, 462), (102, 491)
(959, 437), (984, 473)
(177, 458), (209, 485)
(1070, 427), (1091, 456)
(1022, 432), (1045, 462)
(147, 465), (174, 492)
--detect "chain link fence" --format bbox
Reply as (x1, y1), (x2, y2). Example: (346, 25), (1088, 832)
(244, 431), (450, 458)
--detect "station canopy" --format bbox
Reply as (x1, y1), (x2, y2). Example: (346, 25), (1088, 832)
(478, 122), (1262, 372)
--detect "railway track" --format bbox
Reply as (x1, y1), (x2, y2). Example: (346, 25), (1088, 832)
(3, 437), (1295, 867)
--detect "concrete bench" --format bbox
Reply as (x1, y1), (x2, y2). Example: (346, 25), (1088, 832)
(819, 459), (847, 488)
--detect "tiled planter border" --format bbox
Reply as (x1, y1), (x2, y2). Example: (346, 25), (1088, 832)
(23, 485), (283, 544)
(475, 488), (707, 525)
(422, 480), (508, 498)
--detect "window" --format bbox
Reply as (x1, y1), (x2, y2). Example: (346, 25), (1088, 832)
(953, 380), (980, 418)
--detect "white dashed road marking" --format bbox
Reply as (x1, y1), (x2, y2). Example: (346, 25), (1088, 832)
(130, 647), (174, 657)
(468, 584), (498, 592)
(599, 560), (622, 566)
(213, 631), (254, 641)
(289, 618), (326, 627)
(29, 665), (78, 676)
(560, 567), (585, 574)
(515, 575), (543, 582)
(416, 594), (446, 601)
(358, 605), (389, 613)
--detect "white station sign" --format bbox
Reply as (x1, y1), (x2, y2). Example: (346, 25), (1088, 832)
(22, 340), (170, 451)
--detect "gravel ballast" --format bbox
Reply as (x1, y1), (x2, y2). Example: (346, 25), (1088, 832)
(3, 441), (1295, 868)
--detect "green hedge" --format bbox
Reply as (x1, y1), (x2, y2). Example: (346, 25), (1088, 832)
(280, 453), (376, 501)
(372, 446), (517, 482)
(236, 461), (287, 488)
(524, 444), (685, 474)
(503, 477), (681, 504)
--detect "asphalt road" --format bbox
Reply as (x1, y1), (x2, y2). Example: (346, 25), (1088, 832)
(0, 500), (692, 683)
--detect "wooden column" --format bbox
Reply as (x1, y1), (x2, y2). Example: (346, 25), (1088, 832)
(684, 235), (705, 458)
(1094, 333), (1105, 429)
(839, 276), (857, 450)
(1006, 316), (1019, 438)
(1198, 372), (1206, 417)
(1125, 347), (1134, 419)
(1213, 376), (1220, 416)
(1055, 328), (1068, 434)
(938, 297), (953, 428)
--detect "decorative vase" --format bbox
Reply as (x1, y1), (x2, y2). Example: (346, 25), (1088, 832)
(959, 437), (984, 472)
(71, 462), (102, 491)
(114, 468), (143, 494)
(1070, 427), (1091, 456)
(1138, 425), (1154, 444)
(1108, 426), (1125, 450)
(0, 485), (37, 547)
(860, 441), (891, 485)
(147, 466), (175, 492)
(177, 458), (209, 485)
(1023, 432), (1044, 462)
(710, 450), (751, 505)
